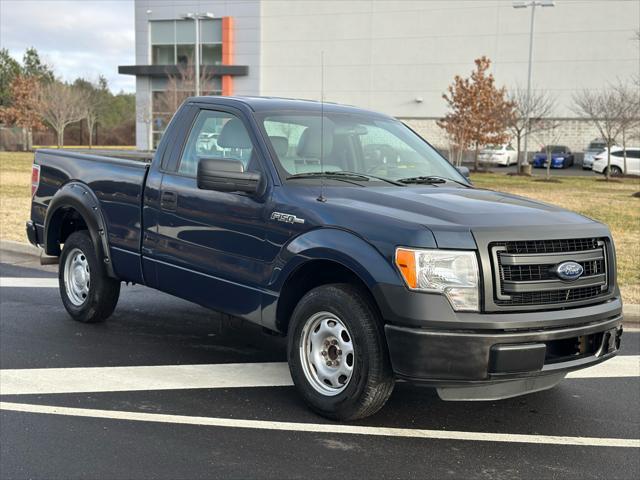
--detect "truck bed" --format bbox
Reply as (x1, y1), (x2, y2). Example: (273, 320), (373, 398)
(31, 149), (150, 280)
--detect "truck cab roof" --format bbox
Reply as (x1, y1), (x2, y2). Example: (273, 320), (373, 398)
(186, 95), (392, 119)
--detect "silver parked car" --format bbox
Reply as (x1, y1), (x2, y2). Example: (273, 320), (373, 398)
(582, 139), (609, 170)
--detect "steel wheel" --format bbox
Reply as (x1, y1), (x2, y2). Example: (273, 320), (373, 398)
(63, 247), (91, 306)
(299, 311), (355, 396)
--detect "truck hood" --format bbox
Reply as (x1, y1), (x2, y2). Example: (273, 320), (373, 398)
(330, 186), (594, 229)
(304, 185), (603, 250)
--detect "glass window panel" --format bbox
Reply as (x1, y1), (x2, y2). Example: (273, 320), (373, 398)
(151, 77), (168, 91)
(178, 110), (255, 176)
(152, 132), (163, 149)
(152, 114), (172, 132)
(176, 44), (195, 65)
(261, 113), (462, 181)
(201, 44), (222, 65)
(152, 45), (175, 65)
(152, 91), (171, 114)
(200, 77), (222, 91)
(200, 19), (222, 43)
(150, 21), (175, 44)
(175, 19), (195, 43)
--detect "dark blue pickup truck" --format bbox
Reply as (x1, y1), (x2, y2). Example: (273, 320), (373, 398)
(27, 96), (623, 420)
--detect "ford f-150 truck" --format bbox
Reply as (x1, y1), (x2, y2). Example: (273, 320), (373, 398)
(27, 96), (623, 420)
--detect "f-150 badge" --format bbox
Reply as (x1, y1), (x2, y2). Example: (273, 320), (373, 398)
(271, 212), (305, 224)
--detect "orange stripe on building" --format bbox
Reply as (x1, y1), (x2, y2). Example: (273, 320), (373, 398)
(222, 17), (234, 96)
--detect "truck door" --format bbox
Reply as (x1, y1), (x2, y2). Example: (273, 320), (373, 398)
(152, 107), (270, 325)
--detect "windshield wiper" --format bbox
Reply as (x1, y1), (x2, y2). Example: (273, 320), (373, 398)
(287, 171), (370, 181)
(286, 171), (372, 186)
(398, 175), (471, 187)
(287, 171), (404, 186)
(326, 171), (405, 186)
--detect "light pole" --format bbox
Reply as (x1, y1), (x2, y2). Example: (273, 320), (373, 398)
(513, 0), (554, 172)
(180, 12), (215, 96)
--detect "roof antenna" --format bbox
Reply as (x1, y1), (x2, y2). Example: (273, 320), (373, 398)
(317, 50), (327, 203)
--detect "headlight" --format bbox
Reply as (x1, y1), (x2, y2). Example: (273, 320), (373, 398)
(395, 248), (479, 311)
(554, 157), (564, 161)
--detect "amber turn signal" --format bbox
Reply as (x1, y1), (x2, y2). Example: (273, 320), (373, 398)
(395, 248), (417, 289)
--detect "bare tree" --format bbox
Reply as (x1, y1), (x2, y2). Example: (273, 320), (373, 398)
(147, 61), (215, 148)
(531, 118), (562, 181)
(613, 82), (640, 175)
(83, 87), (103, 149)
(572, 88), (627, 180)
(507, 86), (554, 173)
(39, 82), (87, 148)
(74, 77), (108, 149)
(156, 61), (215, 117)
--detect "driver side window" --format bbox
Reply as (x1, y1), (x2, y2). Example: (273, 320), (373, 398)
(178, 110), (255, 176)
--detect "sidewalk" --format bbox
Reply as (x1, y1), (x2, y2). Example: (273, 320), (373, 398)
(1, 239), (638, 327)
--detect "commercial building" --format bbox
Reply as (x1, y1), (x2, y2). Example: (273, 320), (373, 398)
(120, 0), (640, 151)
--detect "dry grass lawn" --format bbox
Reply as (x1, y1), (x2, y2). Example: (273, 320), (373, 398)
(1, 152), (638, 302)
(0, 152), (32, 245)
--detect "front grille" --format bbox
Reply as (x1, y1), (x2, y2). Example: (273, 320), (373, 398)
(502, 258), (606, 282)
(490, 238), (609, 308)
(494, 238), (599, 254)
(496, 285), (604, 306)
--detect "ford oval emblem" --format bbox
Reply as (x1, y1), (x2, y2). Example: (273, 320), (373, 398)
(556, 261), (584, 281)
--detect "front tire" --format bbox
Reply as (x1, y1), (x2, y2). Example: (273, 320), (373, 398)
(287, 284), (394, 420)
(59, 230), (120, 323)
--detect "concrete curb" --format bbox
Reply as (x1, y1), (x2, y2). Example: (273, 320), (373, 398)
(0, 239), (40, 257)
(1, 240), (639, 326)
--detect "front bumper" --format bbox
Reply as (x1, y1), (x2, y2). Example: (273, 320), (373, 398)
(533, 161), (565, 168)
(385, 315), (622, 384)
(479, 156), (508, 165)
(379, 286), (623, 399)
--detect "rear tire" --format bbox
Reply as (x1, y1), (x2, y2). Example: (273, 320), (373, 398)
(287, 284), (394, 420)
(59, 230), (120, 323)
(608, 166), (623, 177)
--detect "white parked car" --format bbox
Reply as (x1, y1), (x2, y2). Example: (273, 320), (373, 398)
(592, 147), (640, 176)
(478, 144), (518, 166)
(582, 139), (610, 170)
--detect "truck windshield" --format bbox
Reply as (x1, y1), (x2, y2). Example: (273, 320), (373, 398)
(257, 111), (467, 185)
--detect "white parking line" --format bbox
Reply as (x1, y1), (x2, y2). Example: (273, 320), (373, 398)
(0, 277), (58, 288)
(0, 356), (637, 396)
(567, 355), (639, 378)
(0, 401), (638, 448)
(0, 363), (293, 395)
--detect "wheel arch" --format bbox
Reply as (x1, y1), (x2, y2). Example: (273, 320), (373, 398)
(44, 181), (116, 278)
(269, 228), (401, 334)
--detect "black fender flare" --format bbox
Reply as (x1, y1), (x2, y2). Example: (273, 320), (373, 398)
(264, 228), (403, 331)
(44, 181), (116, 278)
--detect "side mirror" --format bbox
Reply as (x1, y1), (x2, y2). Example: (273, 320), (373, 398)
(197, 158), (262, 194)
(456, 166), (471, 179)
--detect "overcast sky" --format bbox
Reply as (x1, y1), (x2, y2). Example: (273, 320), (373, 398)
(0, 0), (135, 93)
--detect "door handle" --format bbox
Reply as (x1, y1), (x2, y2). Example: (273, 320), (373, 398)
(161, 191), (178, 211)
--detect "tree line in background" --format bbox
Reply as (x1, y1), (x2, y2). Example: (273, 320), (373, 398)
(438, 56), (639, 180)
(0, 47), (135, 149)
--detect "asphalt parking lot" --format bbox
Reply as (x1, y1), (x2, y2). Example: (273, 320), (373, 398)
(1, 251), (638, 479)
